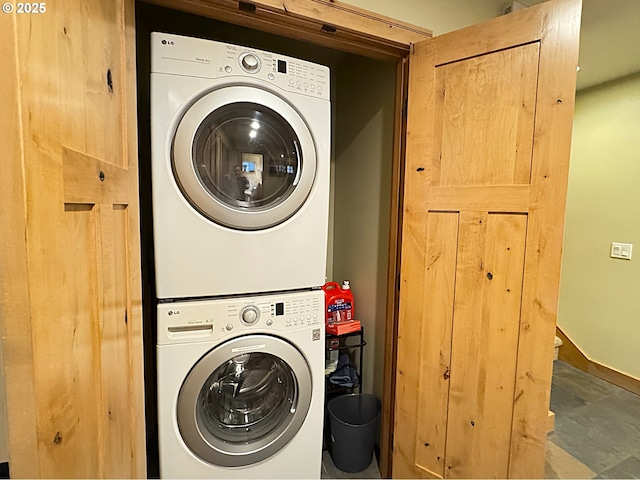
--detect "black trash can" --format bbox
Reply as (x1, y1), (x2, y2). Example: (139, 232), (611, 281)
(327, 393), (381, 473)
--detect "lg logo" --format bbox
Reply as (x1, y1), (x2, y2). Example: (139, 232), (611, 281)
(161, 39), (175, 46)
(167, 310), (180, 316)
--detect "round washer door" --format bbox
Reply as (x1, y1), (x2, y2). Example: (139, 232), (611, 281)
(172, 86), (317, 230)
(177, 334), (312, 467)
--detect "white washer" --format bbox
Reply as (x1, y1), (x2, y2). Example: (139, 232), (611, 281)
(151, 33), (331, 300)
(157, 290), (325, 478)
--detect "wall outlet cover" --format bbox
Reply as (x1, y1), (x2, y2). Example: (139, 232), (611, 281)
(610, 242), (633, 260)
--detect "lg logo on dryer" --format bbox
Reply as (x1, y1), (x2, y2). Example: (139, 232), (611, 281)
(167, 310), (180, 316)
(161, 39), (175, 46)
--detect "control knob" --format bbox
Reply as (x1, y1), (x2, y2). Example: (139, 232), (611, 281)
(240, 305), (260, 325)
(240, 53), (261, 73)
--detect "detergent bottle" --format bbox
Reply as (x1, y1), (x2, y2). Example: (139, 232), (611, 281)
(322, 281), (359, 335)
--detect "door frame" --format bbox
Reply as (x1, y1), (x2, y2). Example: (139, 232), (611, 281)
(140, 1), (429, 475)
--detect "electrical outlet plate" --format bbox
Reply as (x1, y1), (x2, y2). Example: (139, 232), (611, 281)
(611, 242), (633, 260)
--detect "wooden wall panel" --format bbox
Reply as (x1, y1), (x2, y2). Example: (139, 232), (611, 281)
(2, 1), (146, 477)
(39, 204), (103, 477)
(444, 212), (488, 477)
(414, 212), (459, 479)
(445, 213), (527, 478)
(0, 10), (40, 479)
(394, 1), (581, 477)
(433, 44), (539, 187)
(99, 205), (136, 477)
(59, 1), (127, 167)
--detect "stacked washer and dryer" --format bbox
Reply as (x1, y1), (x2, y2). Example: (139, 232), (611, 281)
(150, 32), (330, 478)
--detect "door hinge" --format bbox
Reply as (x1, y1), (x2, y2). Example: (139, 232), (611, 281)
(321, 24), (337, 33)
(238, 1), (256, 13)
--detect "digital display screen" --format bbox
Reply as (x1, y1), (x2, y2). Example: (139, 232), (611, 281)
(275, 302), (284, 316)
(277, 60), (287, 74)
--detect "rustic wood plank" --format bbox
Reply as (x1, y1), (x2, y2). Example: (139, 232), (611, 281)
(434, 44), (539, 187)
(53, 204), (104, 477)
(58, 1), (126, 167)
(414, 212), (459, 479)
(443, 212), (487, 478)
(0, 11), (40, 479)
(428, 186), (530, 213)
(63, 148), (130, 205)
(445, 213), (527, 478)
(508, 1), (581, 477)
(393, 39), (435, 479)
(430, 66), (446, 187)
(99, 206), (135, 477)
(431, 5), (545, 67)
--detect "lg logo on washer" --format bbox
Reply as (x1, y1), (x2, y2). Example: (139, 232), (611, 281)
(167, 310), (180, 316)
(160, 39), (175, 46)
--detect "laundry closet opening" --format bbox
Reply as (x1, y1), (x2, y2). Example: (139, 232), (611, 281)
(135, 2), (397, 474)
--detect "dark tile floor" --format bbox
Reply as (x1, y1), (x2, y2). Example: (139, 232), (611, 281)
(545, 360), (640, 479)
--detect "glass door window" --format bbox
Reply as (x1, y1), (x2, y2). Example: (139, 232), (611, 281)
(193, 102), (302, 210)
(177, 335), (312, 467)
(198, 352), (297, 444)
(172, 86), (317, 230)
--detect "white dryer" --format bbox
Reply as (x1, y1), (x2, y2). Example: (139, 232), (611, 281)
(151, 33), (331, 300)
(156, 290), (325, 478)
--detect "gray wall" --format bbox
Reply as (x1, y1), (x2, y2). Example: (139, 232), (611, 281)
(332, 55), (396, 399)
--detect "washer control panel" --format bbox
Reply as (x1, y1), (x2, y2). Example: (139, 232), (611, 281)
(158, 290), (324, 345)
(151, 32), (330, 100)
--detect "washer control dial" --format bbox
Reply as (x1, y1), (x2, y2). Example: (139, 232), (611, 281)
(240, 53), (261, 73)
(240, 305), (260, 325)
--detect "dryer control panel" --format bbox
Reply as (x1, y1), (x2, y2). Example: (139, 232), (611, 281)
(151, 32), (330, 101)
(158, 290), (324, 346)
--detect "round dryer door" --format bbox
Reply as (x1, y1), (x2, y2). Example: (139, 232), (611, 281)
(172, 85), (317, 230)
(177, 334), (312, 467)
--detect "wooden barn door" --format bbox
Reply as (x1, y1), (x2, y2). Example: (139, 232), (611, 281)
(1, 1), (146, 477)
(393, 0), (581, 478)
